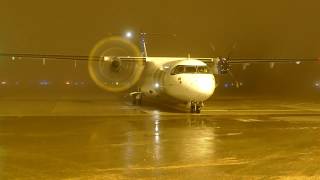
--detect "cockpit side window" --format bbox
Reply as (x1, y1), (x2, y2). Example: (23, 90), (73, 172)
(172, 65), (185, 75)
(198, 66), (209, 73)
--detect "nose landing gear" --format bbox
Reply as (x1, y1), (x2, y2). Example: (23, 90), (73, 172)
(190, 101), (203, 113)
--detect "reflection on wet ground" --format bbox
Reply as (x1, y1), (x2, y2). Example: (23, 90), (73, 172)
(0, 98), (320, 179)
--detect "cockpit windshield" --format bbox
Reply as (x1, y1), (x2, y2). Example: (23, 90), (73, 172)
(185, 66), (197, 73)
(171, 65), (211, 75)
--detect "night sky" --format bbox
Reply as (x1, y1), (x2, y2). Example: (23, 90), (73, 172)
(0, 0), (320, 95)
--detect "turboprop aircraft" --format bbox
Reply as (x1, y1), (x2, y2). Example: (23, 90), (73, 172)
(0, 32), (318, 113)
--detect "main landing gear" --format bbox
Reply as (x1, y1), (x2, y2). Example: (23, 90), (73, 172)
(190, 101), (203, 113)
(131, 92), (142, 105)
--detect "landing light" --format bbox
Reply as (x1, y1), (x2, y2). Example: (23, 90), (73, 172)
(125, 32), (133, 38)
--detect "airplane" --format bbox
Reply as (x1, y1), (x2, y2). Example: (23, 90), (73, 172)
(0, 32), (318, 113)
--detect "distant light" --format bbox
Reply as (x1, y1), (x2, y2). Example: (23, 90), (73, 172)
(65, 81), (71, 85)
(155, 83), (160, 88)
(269, 62), (275, 69)
(11, 57), (15, 60)
(104, 56), (110, 61)
(296, 61), (301, 65)
(163, 66), (170, 69)
(1, 81), (7, 85)
(125, 31), (133, 38)
(40, 80), (49, 86)
(224, 83), (229, 88)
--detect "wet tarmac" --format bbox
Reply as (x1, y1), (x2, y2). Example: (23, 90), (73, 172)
(1, 96), (320, 179)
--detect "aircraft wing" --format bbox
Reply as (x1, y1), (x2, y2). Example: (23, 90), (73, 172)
(0, 53), (146, 62)
(198, 57), (319, 64)
(229, 58), (319, 64)
(0, 53), (318, 64)
(198, 57), (320, 75)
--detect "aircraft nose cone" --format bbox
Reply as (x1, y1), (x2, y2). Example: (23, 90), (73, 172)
(192, 76), (215, 98)
(186, 75), (216, 101)
(196, 77), (215, 93)
(164, 74), (216, 102)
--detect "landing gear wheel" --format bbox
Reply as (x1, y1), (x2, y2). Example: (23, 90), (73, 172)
(190, 102), (202, 114)
(196, 106), (201, 113)
(132, 93), (142, 106)
(190, 104), (196, 113)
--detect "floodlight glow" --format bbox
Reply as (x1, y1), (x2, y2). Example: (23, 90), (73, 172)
(125, 32), (133, 38)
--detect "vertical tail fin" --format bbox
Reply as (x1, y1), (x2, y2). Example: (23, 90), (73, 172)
(139, 32), (148, 57)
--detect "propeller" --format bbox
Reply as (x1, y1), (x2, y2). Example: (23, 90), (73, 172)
(88, 37), (144, 92)
(227, 42), (237, 60)
(209, 42), (241, 88)
(209, 43), (216, 53)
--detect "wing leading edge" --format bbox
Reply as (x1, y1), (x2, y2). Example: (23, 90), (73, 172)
(0, 53), (146, 62)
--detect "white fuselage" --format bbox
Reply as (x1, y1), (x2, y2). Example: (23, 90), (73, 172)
(139, 57), (216, 104)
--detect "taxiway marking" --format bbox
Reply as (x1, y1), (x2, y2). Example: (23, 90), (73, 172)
(203, 109), (320, 112)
